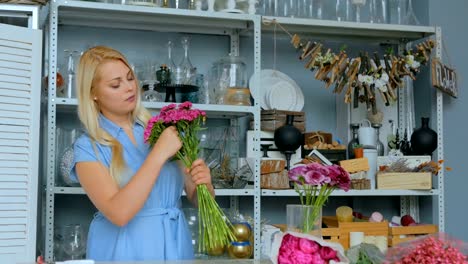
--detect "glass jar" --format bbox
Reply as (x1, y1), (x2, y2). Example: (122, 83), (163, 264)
(215, 55), (250, 106)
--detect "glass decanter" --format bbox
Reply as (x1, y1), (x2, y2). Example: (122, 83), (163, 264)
(347, 123), (360, 159)
(372, 123), (385, 156)
(175, 37), (196, 85)
(163, 40), (176, 84)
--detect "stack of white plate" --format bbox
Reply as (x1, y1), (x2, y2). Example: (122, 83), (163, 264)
(249, 69), (304, 111)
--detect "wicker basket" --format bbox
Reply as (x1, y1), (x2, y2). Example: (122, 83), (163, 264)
(0, 0), (48, 5)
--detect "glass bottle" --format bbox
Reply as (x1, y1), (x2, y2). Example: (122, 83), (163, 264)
(369, 0), (387, 23)
(163, 40), (176, 84)
(372, 123), (385, 156)
(351, 0), (366, 22)
(336, 0), (351, 21)
(177, 37), (196, 85)
(347, 123), (360, 159)
(388, 0), (406, 24)
(313, 0), (323, 19)
(63, 50), (80, 98)
(404, 0), (420, 25)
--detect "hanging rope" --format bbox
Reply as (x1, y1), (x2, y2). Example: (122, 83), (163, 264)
(260, 17), (438, 107)
(262, 18), (294, 39)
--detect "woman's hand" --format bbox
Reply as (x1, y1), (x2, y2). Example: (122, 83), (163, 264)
(185, 159), (212, 186)
(152, 126), (182, 161)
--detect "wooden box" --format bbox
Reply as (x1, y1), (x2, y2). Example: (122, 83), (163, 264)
(259, 109), (305, 132)
(272, 224), (340, 244)
(389, 225), (438, 246)
(302, 148), (347, 164)
(377, 172), (432, 190)
(261, 170), (290, 189)
(323, 216), (389, 249)
(304, 131), (332, 146)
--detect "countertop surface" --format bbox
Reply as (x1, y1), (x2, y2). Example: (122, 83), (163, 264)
(21, 259), (273, 264)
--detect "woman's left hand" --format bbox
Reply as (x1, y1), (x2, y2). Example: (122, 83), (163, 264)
(186, 159), (211, 186)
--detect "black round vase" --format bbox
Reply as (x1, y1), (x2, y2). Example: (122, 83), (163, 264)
(274, 115), (303, 170)
(410, 117), (438, 155)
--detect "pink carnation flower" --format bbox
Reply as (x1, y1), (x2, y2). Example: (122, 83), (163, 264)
(319, 246), (337, 261)
(298, 238), (319, 254)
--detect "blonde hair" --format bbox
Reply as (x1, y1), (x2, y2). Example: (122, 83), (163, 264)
(76, 46), (151, 183)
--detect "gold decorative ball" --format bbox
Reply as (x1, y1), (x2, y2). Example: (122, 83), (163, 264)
(228, 241), (252, 259)
(232, 223), (251, 241)
(207, 244), (225, 256)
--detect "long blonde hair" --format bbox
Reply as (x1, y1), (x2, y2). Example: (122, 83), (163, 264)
(76, 46), (151, 183)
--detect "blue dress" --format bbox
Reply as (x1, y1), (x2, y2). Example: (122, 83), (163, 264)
(70, 115), (194, 261)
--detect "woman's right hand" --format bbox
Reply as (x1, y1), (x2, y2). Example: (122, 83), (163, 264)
(152, 126), (182, 161)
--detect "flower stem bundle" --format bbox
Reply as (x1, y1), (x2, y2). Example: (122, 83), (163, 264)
(144, 102), (236, 252)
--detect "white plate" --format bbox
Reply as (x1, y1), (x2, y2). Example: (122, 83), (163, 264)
(262, 69), (304, 111)
(268, 81), (297, 111)
(249, 69), (304, 111)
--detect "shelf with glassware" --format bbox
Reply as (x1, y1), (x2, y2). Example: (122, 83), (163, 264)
(54, 0), (257, 34)
(261, 16), (435, 42)
(54, 0), (436, 41)
(53, 98), (257, 116)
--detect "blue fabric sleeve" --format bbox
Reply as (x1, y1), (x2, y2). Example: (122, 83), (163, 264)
(70, 135), (99, 183)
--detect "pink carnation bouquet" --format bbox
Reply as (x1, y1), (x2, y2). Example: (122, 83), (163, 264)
(270, 231), (349, 264)
(385, 233), (468, 264)
(144, 102), (236, 252)
(288, 162), (351, 233)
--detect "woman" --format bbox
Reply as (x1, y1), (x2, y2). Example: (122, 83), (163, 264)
(70, 46), (213, 261)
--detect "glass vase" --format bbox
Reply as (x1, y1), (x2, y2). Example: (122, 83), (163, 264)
(286, 204), (322, 237)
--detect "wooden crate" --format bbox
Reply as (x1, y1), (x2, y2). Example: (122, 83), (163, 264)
(323, 216), (389, 249)
(377, 172), (432, 190)
(389, 225), (438, 246)
(260, 109), (305, 132)
(272, 224), (340, 244)
(304, 131), (332, 146)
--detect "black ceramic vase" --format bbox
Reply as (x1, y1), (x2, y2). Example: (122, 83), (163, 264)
(410, 117), (438, 155)
(274, 115), (303, 170)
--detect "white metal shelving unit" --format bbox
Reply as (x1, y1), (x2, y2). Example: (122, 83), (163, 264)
(43, 0), (443, 261)
(45, 1), (262, 261)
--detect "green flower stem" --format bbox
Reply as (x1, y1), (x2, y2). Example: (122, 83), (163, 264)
(296, 184), (338, 233)
(197, 185), (236, 252)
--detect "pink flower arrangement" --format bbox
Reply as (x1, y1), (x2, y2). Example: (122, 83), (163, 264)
(144, 102), (206, 165)
(278, 233), (341, 264)
(385, 233), (468, 264)
(288, 162), (351, 233)
(144, 102), (236, 253)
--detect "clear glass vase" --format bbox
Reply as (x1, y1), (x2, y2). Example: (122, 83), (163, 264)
(286, 204), (322, 238)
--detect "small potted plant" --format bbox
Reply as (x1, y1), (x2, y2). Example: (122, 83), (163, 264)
(353, 143), (364, 158)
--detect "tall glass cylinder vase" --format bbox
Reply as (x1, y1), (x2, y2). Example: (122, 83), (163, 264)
(286, 204), (322, 238)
